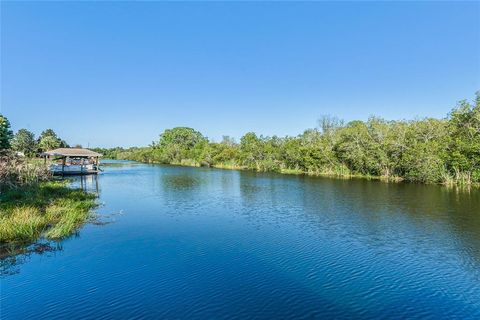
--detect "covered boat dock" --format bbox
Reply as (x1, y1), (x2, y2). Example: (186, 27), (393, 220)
(42, 148), (103, 175)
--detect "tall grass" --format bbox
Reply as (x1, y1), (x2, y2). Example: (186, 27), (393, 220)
(0, 152), (97, 244)
(0, 182), (96, 243)
(0, 151), (51, 190)
(212, 161), (244, 170)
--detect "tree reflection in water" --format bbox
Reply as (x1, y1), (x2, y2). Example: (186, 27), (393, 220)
(1, 241), (62, 276)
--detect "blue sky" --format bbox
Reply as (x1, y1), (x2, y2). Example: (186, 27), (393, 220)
(1, 1), (479, 148)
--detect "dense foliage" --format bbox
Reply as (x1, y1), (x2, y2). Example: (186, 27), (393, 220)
(0, 151), (52, 190)
(111, 93), (480, 185)
(2, 93), (478, 186)
(37, 129), (68, 152)
(0, 117), (68, 156)
(0, 122), (96, 245)
(90, 147), (125, 159)
(11, 129), (37, 157)
(0, 114), (14, 150)
(0, 151), (96, 244)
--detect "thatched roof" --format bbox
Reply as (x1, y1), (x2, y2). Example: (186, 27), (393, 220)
(42, 148), (102, 157)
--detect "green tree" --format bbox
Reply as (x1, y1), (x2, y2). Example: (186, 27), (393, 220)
(399, 118), (448, 183)
(334, 118), (397, 177)
(299, 128), (341, 174)
(0, 114), (14, 150)
(257, 135), (283, 172)
(155, 127), (208, 163)
(335, 120), (373, 175)
(447, 92), (480, 183)
(109, 91), (480, 186)
(281, 136), (304, 170)
(209, 137), (240, 165)
(11, 129), (37, 156)
(240, 132), (263, 170)
(37, 129), (67, 152)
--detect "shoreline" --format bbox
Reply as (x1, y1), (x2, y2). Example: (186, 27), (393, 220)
(117, 158), (479, 188)
(0, 181), (97, 246)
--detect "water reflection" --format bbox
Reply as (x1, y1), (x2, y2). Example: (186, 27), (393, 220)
(1, 242), (63, 277)
(2, 162), (480, 319)
(67, 174), (100, 194)
(161, 173), (202, 191)
(239, 172), (480, 271)
(1, 173), (106, 275)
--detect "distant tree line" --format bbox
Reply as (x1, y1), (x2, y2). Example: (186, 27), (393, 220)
(89, 147), (125, 159)
(0, 117), (68, 156)
(106, 93), (479, 186)
(1, 92), (478, 185)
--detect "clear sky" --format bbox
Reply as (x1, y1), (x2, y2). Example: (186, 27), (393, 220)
(1, 1), (479, 148)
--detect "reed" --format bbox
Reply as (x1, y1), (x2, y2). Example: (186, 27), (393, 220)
(0, 181), (96, 243)
(0, 151), (51, 191)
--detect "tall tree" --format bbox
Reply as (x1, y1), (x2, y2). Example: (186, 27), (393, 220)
(11, 129), (37, 156)
(155, 127), (207, 163)
(111, 92), (480, 185)
(37, 129), (66, 152)
(0, 114), (14, 150)
(447, 92), (480, 183)
(240, 132), (263, 169)
(399, 118), (448, 183)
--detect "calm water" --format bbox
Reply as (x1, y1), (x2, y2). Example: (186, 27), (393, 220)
(1, 160), (480, 319)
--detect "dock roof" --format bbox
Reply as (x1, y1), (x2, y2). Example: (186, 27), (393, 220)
(42, 148), (103, 157)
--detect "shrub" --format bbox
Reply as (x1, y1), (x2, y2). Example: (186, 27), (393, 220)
(0, 151), (51, 190)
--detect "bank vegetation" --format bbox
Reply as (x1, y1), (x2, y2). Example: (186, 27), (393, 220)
(109, 93), (479, 186)
(0, 153), (96, 245)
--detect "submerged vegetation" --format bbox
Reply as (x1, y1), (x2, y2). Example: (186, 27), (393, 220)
(0, 152), (97, 244)
(106, 93), (479, 186)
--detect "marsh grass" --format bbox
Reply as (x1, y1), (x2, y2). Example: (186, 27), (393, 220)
(0, 152), (52, 190)
(212, 161), (245, 170)
(0, 181), (96, 243)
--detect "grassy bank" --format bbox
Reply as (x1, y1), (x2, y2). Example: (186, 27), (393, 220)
(0, 181), (96, 243)
(0, 152), (97, 244)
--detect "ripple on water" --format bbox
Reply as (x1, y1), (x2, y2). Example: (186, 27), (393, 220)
(2, 163), (480, 319)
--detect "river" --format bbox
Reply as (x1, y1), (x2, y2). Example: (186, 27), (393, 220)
(2, 160), (479, 319)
